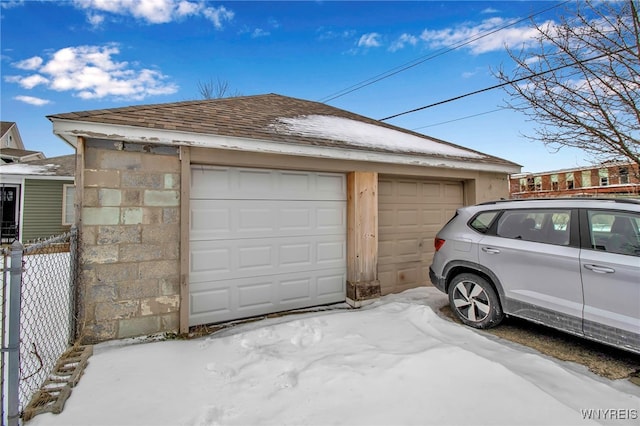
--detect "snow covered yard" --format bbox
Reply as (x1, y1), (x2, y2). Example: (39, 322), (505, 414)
(27, 287), (640, 426)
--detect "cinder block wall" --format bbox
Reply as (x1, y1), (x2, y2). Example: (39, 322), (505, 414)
(78, 142), (181, 342)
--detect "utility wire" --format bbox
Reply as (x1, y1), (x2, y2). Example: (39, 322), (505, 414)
(412, 108), (504, 130)
(379, 46), (630, 121)
(319, 0), (570, 103)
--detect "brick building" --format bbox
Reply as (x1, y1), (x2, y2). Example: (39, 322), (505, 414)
(510, 162), (640, 199)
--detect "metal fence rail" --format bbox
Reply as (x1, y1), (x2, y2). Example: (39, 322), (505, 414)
(1, 228), (77, 425)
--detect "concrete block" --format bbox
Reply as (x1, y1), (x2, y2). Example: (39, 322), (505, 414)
(83, 188), (99, 207)
(81, 244), (119, 264)
(95, 300), (139, 321)
(85, 170), (120, 188)
(81, 226), (98, 245)
(83, 207), (120, 225)
(97, 225), (141, 245)
(99, 189), (122, 206)
(100, 151), (142, 171)
(160, 312), (180, 333)
(118, 316), (161, 339)
(139, 260), (179, 280)
(160, 277), (180, 296)
(122, 208), (143, 225)
(144, 190), (179, 206)
(117, 279), (160, 300)
(162, 208), (179, 224)
(87, 283), (117, 303)
(119, 243), (165, 262)
(94, 263), (138, 282)
(142, 224), (179, 244)
(122, 172), (163, 189)
(79, 321), (117, 344)
(142, 154), (180, 172)
(142, 207), (162, 224)
(140, 295), (179, 316)
(122, 189), (141, 206)
(164, 173), (180, 189)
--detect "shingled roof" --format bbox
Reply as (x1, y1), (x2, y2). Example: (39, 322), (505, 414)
(48, 93), (519, 170)
(0, 154), (75, 177)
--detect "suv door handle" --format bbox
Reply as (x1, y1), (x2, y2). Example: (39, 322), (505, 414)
(583, 264), (615, 274)
(481, 247), (500, 254)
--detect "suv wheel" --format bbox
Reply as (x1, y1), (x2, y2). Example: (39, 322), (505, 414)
(448, 273), (504, 329)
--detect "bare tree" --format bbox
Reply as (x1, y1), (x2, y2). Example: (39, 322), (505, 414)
(496, 0), (640, 172)
(197, 77), (242, 99)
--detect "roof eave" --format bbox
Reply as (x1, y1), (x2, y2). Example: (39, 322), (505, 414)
(50, 119), (520, 174)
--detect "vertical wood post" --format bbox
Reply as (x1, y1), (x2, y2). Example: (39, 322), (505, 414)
(346, 172), (380, 306)
(179, 146), (191, 334)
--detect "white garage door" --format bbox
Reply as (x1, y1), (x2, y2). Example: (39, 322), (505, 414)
(378, 177), (463, 295)
(189, 166), (347, 326)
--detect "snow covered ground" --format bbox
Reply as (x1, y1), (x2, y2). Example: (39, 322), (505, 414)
(28, 287), (639, 426)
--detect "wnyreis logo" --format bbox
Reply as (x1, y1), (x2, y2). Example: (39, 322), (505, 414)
(580, 409), (638, 421)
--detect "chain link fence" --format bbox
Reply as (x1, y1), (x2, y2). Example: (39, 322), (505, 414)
(1, 228), (78, 425)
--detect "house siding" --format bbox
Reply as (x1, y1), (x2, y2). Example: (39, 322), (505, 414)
(22, 179), (73, 241)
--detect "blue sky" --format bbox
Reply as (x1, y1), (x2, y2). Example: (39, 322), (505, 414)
(1, 0), (593, 173)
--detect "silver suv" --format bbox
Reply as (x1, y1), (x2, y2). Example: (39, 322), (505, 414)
(429, 198), (640, 354)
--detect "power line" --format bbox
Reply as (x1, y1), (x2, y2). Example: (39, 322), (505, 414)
(412, 108), (504, 130)
(379, 47), (630, 122)
(319, 1), (570, 103)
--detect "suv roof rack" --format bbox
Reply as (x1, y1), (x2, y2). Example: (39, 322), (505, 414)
(479, 197), (640, 206)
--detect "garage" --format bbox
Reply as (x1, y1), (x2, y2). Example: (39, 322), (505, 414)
(378, 176), (464, 295)
(189, 165), (348, 326)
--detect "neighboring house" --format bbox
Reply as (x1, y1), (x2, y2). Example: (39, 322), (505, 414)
(48, 93), (521, 343)
(1, 121), (46, 164)
(0, 155), (76, 243)
(510, 162), (640, 199)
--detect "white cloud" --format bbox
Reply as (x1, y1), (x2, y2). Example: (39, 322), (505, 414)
(420, 17), (543, 54)
(481, 7), (499, 14)
(251, 28), (270, 38)
(71, 0), (233, 28)
(14, 95), (50, 106)
(13, 56), (43, 70)
(7, 44), (178, 101)
(389, 33), (418, 52)
(358, 33), (381, 48)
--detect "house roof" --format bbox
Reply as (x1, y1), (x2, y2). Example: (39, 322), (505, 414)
(48, 93), (520, 173)
(1, 121), (16, 136)
(0, 154), (75, 177)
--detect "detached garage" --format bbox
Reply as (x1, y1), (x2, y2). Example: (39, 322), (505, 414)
(48, 93), (520, 342)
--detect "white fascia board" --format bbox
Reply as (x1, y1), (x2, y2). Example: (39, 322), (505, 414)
(0, 173), (73, 181)
(50, 119), (520, 174)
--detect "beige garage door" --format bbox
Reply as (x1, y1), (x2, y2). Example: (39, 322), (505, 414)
(378, 177), (464, 295)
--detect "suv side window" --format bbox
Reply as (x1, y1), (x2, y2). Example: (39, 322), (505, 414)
(587, 210), (640, 256)
(496, 209), (571, 245)
(469, 211), (499, 234)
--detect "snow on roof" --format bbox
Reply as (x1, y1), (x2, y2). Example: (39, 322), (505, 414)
(270, 115), (486, 159)
(1, 162), (63, 176)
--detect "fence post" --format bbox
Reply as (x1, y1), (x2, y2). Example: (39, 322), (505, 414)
(7, 240), (24, 426)
(69, 226), (78, 345)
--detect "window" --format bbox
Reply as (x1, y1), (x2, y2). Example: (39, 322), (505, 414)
(599, 169), (608, 186)
(551, 174), (559, 191)
(62, 185), (76, 225)
(519, 178), (527, 192)
(619, 167), (629, 184)
(582, 170), (591, 187)
(497, 209), (571, 245)
(527, 177), (535, 192)
(566, 172), (574, 189)
(469, 211), (499, 234)
(588, 211), (640, 256)
(534, 176), (542, 191)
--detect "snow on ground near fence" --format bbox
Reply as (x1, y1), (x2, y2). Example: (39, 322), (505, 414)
(28, 287), (640, 426)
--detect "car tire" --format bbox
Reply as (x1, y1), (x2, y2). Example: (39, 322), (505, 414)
(448, 273), (504, 329)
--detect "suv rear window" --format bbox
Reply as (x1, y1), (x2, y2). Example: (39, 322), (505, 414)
(469, 211), (499, 234)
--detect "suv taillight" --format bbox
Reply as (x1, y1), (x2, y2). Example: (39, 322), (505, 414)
(434, 238), (446, 252)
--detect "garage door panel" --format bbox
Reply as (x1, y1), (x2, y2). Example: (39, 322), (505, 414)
(191, 236), (344, 282)
(190, 199), (345, 241)
(191, 166), (347, 201)
(190, 166), (346, 326)
(189, 269), (346, 325)
(378, 177), (463, 295)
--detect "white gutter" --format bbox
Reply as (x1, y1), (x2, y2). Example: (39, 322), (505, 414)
(50, 118), (521, 174)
